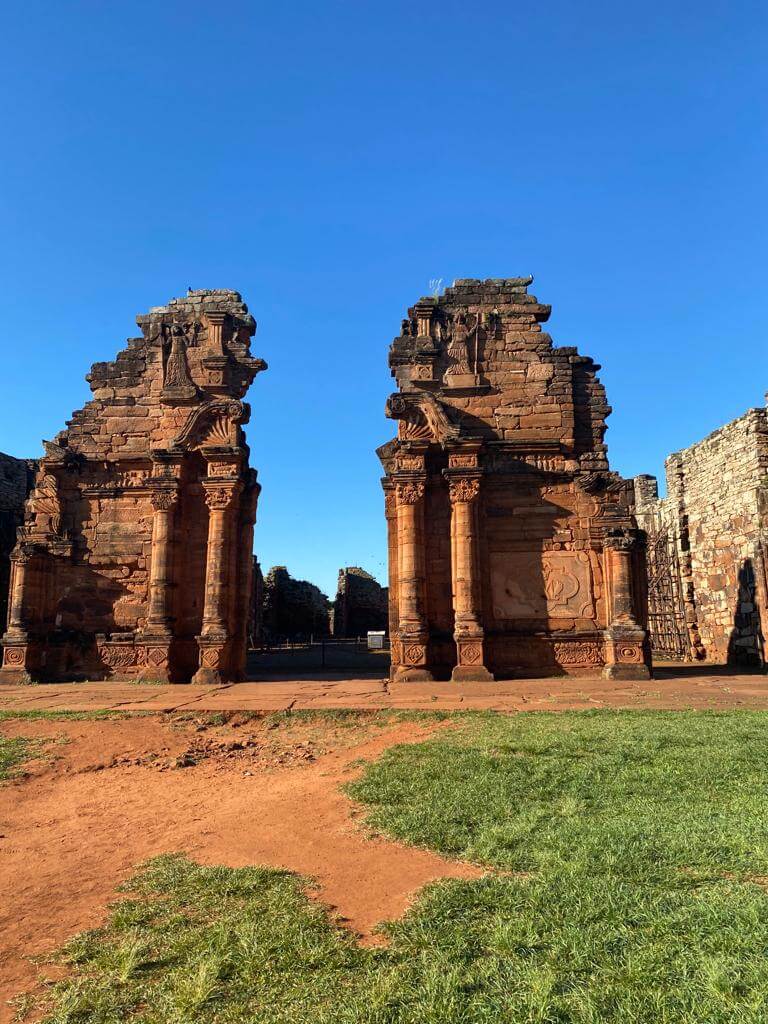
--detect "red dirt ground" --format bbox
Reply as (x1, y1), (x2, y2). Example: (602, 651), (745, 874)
(4, 673), (768, 1020)
(0, 713), (481, 1021)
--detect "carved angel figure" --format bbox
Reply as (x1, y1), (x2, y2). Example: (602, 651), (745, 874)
(445, 312), (473, 377)
(163, 323), (196, 391)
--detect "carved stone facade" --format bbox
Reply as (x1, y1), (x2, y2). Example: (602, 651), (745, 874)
(633, 402), (768, 666)
(379, 278), (650, 682)
(1, 290), (266, 684)
(333, 567), (388, 638)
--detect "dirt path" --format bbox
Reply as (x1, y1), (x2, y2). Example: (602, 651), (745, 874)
(0, 714), (480, 1019)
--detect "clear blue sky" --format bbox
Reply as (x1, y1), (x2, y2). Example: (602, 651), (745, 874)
(1, 1), (765, 597)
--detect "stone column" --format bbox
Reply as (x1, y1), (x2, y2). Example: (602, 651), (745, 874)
(146, 489), (178, 631)
(603, 528), (651, 679)
(393, 479), (433, 682)
(1, 545), (38, 681)
(139, 487), (178, 682)
(448, 476), (494, 681)
(383, 485), (400, 667)
(193, 482), (239, 684)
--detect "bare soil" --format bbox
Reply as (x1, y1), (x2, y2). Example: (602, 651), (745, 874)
(0, 712), (480, 1020)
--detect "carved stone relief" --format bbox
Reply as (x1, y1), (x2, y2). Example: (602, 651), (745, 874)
(491, 550), (594, 619)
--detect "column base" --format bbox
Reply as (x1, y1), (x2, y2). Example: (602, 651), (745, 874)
(1, 640), (40, 684)
(453, 637), (493, 682)
(192, 637), (231, 686)
(137, 637), (175, 683)
(451, 665), (495, 682)
(391, 665), (435, 683)
(603, 628), (652, 680)
(191, 666), (227, 686)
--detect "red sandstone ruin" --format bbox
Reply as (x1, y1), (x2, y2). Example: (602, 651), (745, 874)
(379, 278), (651, 682)
(0, 290), (266, 684)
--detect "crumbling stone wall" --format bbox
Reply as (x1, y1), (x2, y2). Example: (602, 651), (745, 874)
(262, 566), (331, 641)
(1, 290), (266, 684)
(0, 454), (36, 641)
(379, 278), (650, 682)
(633, 404), (768, 665)
(333, 567), (388, 638)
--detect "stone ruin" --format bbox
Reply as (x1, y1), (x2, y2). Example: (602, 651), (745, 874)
(0, 290), (266, 684)
(379, 278), (651, 682)
(633, 400), (768, 666)
(261, 566), (331, 642)
(332, 567), (388, 638)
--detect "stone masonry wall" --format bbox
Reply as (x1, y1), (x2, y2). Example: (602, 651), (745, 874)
(634, 404), (768, 665)
(333, 567), (388, 638)
(262, 566), (331, 642)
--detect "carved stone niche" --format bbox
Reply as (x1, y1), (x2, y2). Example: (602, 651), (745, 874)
(161, 322), (199, 404)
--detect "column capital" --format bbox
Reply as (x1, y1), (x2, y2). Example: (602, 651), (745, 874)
(603, 526), (638, 551)
(150, 488), (178, 512)
(447, 475), (481, 504)
(203, 482), (240, 511)
(395, 480), (425, 505)
(9, 544), (35, 566)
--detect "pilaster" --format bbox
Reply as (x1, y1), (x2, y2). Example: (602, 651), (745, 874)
(602, 527), (651, 679)
(392, 476), (433, 682)
(446, 467), (494, 681)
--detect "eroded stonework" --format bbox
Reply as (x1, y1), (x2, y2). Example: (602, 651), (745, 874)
(1, 290), (266, 684)
(379, 278), (651, 681)
(633, 403), (768, 666)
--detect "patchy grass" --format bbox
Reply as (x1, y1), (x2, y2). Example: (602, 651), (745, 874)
(0, 734), (37, 781)
(27, 710), (768, 1023)
(0, 709), (141, 722)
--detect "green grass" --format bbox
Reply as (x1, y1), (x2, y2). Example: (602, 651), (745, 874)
(0, 733), (36, 781)
(26, 710), (768, 1023)
(0, 709), (140, 722)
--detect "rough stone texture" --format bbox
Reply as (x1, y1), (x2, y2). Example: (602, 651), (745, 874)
(1, 290), (266, 684)
(379, 278), (650, 682)
(0, 454), (36, 644)
(332, 567), (388, 638)
(633, 403), (768, 666)
(262, 566), (331, 641)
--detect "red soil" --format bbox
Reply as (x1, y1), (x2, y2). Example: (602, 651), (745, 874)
(0, 714), (480, 1020)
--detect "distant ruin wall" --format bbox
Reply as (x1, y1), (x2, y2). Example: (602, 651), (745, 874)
(634, 405), (768, 665)
(333, 567), (388, 638)
(262, 566), (330, 641)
